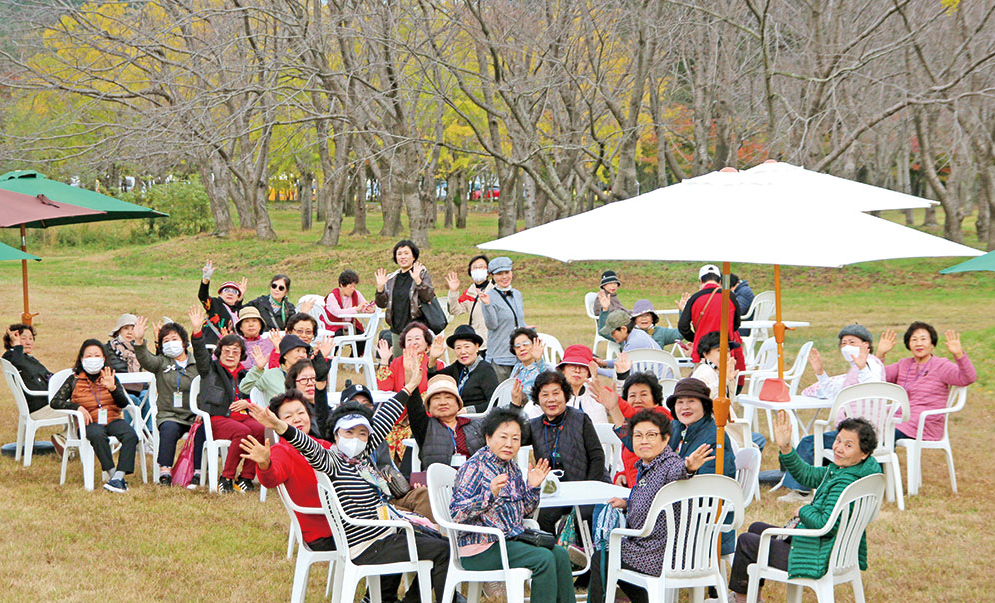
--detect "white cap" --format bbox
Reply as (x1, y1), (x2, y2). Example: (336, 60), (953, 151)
(698, 264), (721, 280)
(333, 414), (372, 433)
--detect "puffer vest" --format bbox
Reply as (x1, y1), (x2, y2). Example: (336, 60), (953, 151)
(529, 407), (592, 482)
(420, 417), (485, 468)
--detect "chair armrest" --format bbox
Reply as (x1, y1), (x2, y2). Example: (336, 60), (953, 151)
(52, 409), (87, 434)
(813, 419), (831, 460)
(913, 406), (961, 440)
(21, 385), (48, 398)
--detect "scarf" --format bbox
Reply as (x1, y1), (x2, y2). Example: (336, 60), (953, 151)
(268, 295), (287, 324)
(335, 446), (393, 499)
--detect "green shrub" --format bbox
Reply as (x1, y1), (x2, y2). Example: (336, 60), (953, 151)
(123, 176), (213, 240)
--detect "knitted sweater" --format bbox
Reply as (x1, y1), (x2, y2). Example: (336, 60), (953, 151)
(885, 354), (975, 440)
(780, 449), (882, 579)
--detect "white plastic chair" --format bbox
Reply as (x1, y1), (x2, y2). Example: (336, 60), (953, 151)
(315, 472), (433, 603)
(625, 348), (682, 381)
(741, 337), (778, 374)
(328, 311), (381, 390)
(584, 292), (614, 358)
(403, 438), (421, 472)
(116, 371), (158, 479)
(594, 423), (624, 480)
(426, 464), (533, 603)
(487, 378), (516, 410)
(604, 475), (745, 603)
(896, 385), (966, 496)
(188, 376), (228, 493)
(814, 382), (909, 511)
(275, 484), (339, 603)
(2, 357), (69, 467)
(745, 473), (886, 603)
(296, 294), (327, 324)
(49, 369), (147, 490)
(735, 446), (762, 505)
(744, 341), (813, 439)
(536, 333), (565, 366)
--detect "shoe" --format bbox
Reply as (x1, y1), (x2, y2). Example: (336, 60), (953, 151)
(218, 477), (235, 494)
(777, 489), (814, 504)
(50, 433), (66, 456)
(235, 477), (255, 493)
(103, 478), (128, 493)
(481, 581), (503, 598)
(187, 473), (202, 490)
(158, 473), (172, 487)
(567, 543), (587, 568)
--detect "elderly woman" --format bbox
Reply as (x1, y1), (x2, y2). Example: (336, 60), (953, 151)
(235, 306), (274, 372)
(3, 324), (55, 419)
(407, 374), (485, 469)
(189, 305), (265, 494)
(283, 358), (325, 439)
(106, 313), (148, 422)
(267, 312), (335, 381)
(626, 300), (682, 348)
(321, 269), (375, 344)
(131, 317), (204, 487)
(246, 274), (296, 331)
(427, 325), (499, 413)
(241, 334), (311, 401)
(878, 322), (976, 441)
(507, 327), (549, 400)
(479, 256), (525, 382)
(522, 370), (607, 534)
(450, 407), (573, 603)
(197, 259), (245, 345)
(518, 344), (608, 424)
(666, 377), (736, 552)
(375, 239), (435, 357)
(596, 310), (661, 377)
(445, 255), (492, 353)
(248, 351), (451, 603)
(780, 323), (886, 500)
(50, 339), (137, 493)
(725, 412), (882, 602)
(586, 410), (714, 603)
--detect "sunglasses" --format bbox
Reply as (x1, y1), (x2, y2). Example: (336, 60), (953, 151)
(271, 283), (286, 291)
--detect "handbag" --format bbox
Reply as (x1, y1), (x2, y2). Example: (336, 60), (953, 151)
(759, 377), (791, 402)
(171, 421), (202, 487)
(512, 527), (556, 549)
(420, 295), (449, 334)
(378, 464), (412, 499)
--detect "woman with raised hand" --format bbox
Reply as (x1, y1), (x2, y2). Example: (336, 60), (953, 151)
(131, 316), (204, 487)
(50, 340), (137, 493)
(478, 256), (524, 382)
(507, 327), (548, 400)
(197, 259), (246, 346)
(445, 254), (492, 353)
(375, 239), (435, 357)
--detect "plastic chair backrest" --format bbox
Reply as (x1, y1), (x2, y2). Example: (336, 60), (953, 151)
(640, 475), (744, 576)
(296, 294), (326, 323)
(47, 369), (74, 402)
(745, 290), (775, 322)
(314, 472), (354, 555)
(249, 388), (268, 408)
(488, 378), (516, 410)
(2, 357), (34, 416)
(276, 483), (326, 551)
(626, 348), (681, 381)
(824, 474), (886, 575)
(425, 464), (469, 569)
(830, 382), (909, 453)
(785, 341), (814, 393)
(938, 386), (967, 440)
(187, 376), (216, 442)
(734, 447), (761, 503)
(752, 338), (778, 372)
(594, 423), (624, 477)
(537, 333), (565, 366)
(584, 292), (600, 320)
(659, 378), (678, 399)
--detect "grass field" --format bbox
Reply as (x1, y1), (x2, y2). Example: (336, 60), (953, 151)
(1, 209), (993, 603)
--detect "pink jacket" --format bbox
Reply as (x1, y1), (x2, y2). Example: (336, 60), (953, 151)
(885, 354), (975, 441)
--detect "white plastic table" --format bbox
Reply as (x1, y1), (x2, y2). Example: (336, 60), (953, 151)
(738, 320), (810, 329)
(737, 394), (833, 445)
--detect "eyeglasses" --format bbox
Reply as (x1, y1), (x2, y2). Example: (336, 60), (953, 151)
(513, 341), (532, 349)
(271, 283), (286, 291)
(632, 431), (662, 441)
(221, 287), (239, 296)
(293, 329), (314, 337)
(219, 347), (241, 356)
(296, 376), (316, 385)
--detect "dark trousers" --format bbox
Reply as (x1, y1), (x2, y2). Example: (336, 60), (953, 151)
(312, 531), (449, 603)
(85, 419), (139, 474)
(157, 421), (205, 469)
(728, 522), (791, 595)
(587, 553), (649, 603)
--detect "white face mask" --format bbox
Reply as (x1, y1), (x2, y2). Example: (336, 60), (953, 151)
(162, 340), (185, 358)
(337, 436), (367, 458)
(840, 345), (861, 363)
(470, 268), (489, 284)
(81, 357), (104, 374)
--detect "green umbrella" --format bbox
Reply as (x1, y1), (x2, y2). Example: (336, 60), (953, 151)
(940, 249), (995, 273)
(0, 170), (167, 225)
(0, 170), (168, 324)
(0, 241), (40, 261)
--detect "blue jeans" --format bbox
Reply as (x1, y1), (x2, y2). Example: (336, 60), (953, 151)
(783, 429), (911, 492)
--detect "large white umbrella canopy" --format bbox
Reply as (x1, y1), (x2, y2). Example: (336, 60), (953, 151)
(478, 171), (978, 266)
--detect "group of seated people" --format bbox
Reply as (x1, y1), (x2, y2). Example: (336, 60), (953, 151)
(1, 250), (977, 603)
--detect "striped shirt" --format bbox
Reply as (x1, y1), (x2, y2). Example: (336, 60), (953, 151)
(283, 390), (408, 556)
(450, 447), (540, 550)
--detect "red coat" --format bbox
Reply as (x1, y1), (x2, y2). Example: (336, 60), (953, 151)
(677, 283), (745, 370)
(257, 437), (333, 544)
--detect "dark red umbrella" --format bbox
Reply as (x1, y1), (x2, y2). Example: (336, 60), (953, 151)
(0, 190), (106, 323)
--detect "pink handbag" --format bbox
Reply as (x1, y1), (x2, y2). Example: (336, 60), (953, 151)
(759, 378), (791, 402)
(171, 421), (201, 487)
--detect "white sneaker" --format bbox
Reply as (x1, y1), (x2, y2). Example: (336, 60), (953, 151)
(777, 490), (814, 504)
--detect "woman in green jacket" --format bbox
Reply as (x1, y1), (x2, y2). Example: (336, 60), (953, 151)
(724, 411), (882, 602)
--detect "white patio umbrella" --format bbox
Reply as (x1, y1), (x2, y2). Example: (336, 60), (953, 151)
(478, 167), (980, 512)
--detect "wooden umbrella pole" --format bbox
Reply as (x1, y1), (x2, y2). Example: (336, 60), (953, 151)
(714, 261), (732, 558)
(773, 263), (786, 380)
(19, 224), (34, 325)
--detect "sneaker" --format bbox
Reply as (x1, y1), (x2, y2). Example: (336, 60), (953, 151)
(104, 478), (128, 493)
(158, 473), (172, 487)
(777, 489), (814, 504)
(235, 477), (255, 493)
(217, 477), (235, 494)
(50, 433), (66, 456)
(567, 544), (587, 568)
(187, 473), (202, 490)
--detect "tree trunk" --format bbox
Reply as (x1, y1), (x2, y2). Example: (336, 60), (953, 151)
(443, 171), (456, 228)
(300, 172), (313, 231)
(496, 163), (517, 237)
(455, 172), (468, 229)
(403, 167), (430, 248)
(352, 167), (369, 235)
(522, 171), (538, 229)
(200, 153), (233, 236)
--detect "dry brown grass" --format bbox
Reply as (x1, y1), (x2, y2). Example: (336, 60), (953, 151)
(1, 212), (992, 602)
